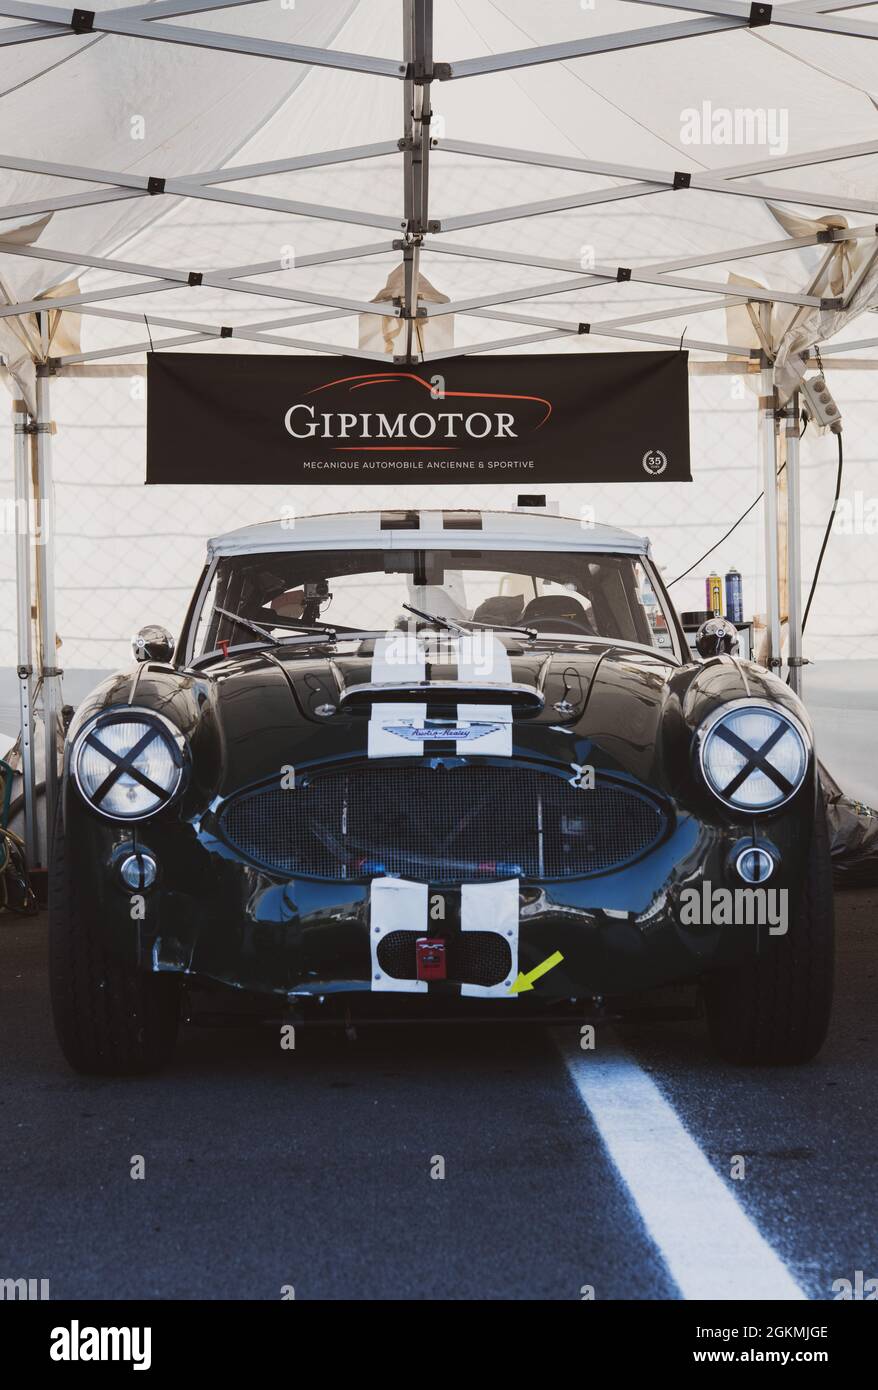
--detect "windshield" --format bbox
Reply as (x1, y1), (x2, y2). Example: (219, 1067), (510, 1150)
(193, 549), (675, 655)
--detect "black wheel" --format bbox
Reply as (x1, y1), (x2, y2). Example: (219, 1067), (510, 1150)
(49, 805), (180, 1075)
(704, 800), (834, 1065)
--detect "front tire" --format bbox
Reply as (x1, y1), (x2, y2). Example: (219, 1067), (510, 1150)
(704, 800), (834, 1065)
(49, 805), (181, 1074)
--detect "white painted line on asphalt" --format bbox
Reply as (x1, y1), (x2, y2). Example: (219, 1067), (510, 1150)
(554, 1031), (807, 1301)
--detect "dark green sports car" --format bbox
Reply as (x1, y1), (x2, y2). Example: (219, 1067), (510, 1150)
(50, 508), (833, 1073)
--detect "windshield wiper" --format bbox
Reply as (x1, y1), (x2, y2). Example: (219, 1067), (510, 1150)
(402, 603), (537, 641)
(214, 606), (336, 643)
(460, 617), (538, 641)
(214, 606), (279, 643)
(402, 602), (466, 633)
(273, 621), (340, 640)
(191, 628), (387, 669)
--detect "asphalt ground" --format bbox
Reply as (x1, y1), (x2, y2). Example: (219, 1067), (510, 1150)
(0, 888), (875, 1303)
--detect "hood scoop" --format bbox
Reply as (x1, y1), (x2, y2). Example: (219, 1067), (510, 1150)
(338, 678), (544, 715)
(331, 633), (545, 716)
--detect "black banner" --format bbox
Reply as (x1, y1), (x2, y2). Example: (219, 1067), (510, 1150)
(146, 350), (690, 486)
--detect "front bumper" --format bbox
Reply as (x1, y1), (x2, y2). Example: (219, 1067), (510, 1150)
(67, 792), (816, 1001)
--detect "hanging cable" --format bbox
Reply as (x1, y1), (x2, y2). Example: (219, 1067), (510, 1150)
(667, 405), (814, 589)
(802, 428), (844, 635)
(667, 459), (787, 588)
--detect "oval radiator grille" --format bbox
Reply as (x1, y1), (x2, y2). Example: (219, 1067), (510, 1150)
(218, 765), (668, 882)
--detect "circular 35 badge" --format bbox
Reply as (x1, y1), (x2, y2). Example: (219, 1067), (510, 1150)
(642, 448), (668, 477)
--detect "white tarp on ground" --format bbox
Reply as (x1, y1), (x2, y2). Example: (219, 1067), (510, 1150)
(0, 1), (877, 706)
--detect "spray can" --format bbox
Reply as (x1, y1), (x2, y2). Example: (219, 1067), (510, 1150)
(706, 572), (723, 615)
(725, 567), (743, 624)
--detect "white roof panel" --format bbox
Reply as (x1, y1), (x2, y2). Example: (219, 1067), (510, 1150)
(207, 508), (649, 557)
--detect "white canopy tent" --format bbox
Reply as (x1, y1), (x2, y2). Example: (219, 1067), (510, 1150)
(1, 0), (877, 863)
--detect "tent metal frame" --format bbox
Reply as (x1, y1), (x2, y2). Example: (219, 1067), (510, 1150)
(2, 0), (878, 861)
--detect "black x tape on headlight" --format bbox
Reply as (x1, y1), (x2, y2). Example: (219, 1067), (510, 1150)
(73, 709), (187, 820)
(696, 700), (809, 813)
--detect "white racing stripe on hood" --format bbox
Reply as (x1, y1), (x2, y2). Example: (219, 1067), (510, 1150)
(455, 632), (513, 756)
(368, 632), (427, 758)
(460, 879), (520, 999)
(367, 630), (518, 757)
(369, 878), (428, 993)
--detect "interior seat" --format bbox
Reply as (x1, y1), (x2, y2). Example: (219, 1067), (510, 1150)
(520, 593), (597, 635)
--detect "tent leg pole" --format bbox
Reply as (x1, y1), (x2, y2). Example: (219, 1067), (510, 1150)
(398, 0), (432, 363)
(13, 400), (37, 863)
(785, 393), (804, 697)
(34, 368), (61, 857)
(760, 353), (782, 672)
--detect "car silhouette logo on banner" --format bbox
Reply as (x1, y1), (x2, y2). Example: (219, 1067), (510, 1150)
(384, 722), (503, 742)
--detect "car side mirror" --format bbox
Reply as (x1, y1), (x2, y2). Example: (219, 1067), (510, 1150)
(695, 616), (740, 659)
(132, 624), (176, 664)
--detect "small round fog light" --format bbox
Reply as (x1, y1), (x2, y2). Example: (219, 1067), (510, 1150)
(119, 852), (158, 892)
(735, 845), (774, 884)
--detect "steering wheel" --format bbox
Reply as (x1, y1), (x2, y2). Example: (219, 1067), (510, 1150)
(521, 595), (598, 637)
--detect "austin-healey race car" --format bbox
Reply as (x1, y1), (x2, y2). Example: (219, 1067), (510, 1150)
(49, 507), (833, 1073)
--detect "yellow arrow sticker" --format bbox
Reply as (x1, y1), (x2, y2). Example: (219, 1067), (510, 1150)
(508, 950), (564, 994)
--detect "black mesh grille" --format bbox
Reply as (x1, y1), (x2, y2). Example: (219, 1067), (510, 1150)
(218, 765), (667, 882)
(377, 931), (512, 987)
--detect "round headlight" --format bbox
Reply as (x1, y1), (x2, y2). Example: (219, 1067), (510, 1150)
(697, 701), (809, 812)
(73, 709), (186, 820)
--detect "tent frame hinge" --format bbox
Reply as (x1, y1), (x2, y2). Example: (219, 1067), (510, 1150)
(748, 2), (772, 25)
(70, 8), (95, 33)
(673, 171), (691, 190)
(616, 267), (632, 282)
(578, 323), (591, 334)
(405, 60), (451, 83)
(392, 298), (427, 320)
